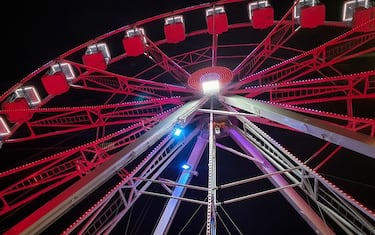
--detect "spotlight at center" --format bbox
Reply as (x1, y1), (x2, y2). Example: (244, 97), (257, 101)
(202, 80), (220, 94)
(188, 66), (233, 94)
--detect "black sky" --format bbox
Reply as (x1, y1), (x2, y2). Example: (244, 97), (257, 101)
(2, 0), (350, 93)
(1, 0), (374, 234)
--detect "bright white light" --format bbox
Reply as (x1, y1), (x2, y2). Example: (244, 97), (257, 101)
(125, 27), (147, 44)
(86, 43), (111, 64)
(248, 1), (269, 20)
(15, 86), (41, 106)
(206, 6), (225, 16)
(293, 0), (317, 19)
(50, 62), (76, 81)
(174, 127), (183, 136)
(182, 164), (191, 170)
(202, 80), (220, 95)
(342, 0), (369, 21)
(0, 117), (10, 136)
(165, 15), (184, 25)
(215, 126), (221, 134)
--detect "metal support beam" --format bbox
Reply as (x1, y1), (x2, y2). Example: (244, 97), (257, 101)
(207, 99), (217, 235)
(222, 95), (375, 159)
(224, 102), (375, 234)
(145, 37), (191, 83)
(153, 134), (207, 234)
(232, 0), (300, 79)
(211, 33), (218, 67)
(229, 126), (335, 235)
(5, 98), (208, 235)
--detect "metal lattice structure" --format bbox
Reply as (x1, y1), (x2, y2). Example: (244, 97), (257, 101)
(0, 0), (374, 234)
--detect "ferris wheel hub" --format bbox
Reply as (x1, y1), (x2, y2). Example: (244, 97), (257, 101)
(188, 66), (233, 92)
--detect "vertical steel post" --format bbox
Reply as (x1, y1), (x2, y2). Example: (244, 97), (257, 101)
(206, 98), (217, 235)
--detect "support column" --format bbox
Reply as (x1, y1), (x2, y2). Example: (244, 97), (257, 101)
(229, 127), (335, 235)
(206, 99), (217, 235)
(153, 134), (207, 235)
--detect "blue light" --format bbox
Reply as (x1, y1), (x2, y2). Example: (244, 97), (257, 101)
(174, 127), (183, 136)
(181, 164), (191, 170)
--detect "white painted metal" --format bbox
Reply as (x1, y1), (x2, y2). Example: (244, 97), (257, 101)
(207, 99), (218, 235)
(229, 126), (335, 235)
(223, 95), (375, 159)
(153, 134), (207, 234)
(8, 98), (208, 235)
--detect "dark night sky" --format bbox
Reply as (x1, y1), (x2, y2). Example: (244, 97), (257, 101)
(1, 0), (348, 93)
(3, 0), (215, 92)
(1, 0), (374, 234)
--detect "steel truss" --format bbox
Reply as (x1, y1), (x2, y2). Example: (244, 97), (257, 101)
(0, 0), (374, 234)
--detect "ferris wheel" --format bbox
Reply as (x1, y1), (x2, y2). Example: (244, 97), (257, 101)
(0, 0), (374, 234)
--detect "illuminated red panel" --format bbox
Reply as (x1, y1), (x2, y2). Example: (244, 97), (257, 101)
(122, 36), (145, 56)
(353, 7), (375, 32)
(2, 98), (33, 123)
(82, 52), (107, 71)
(164, 23), (185, 44)
(188, 66), (233, 90)
(206, 13), (228, 34)
(41, 72), (70, 95)
(300, 4), (326, 28)
(252, 7), (274, 29)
